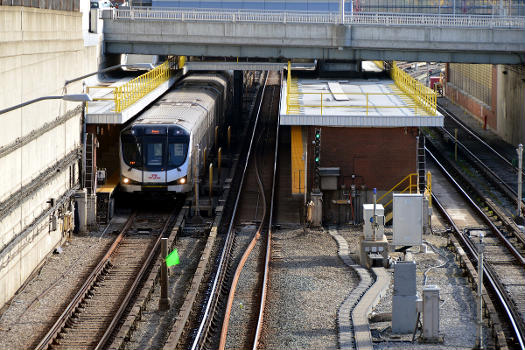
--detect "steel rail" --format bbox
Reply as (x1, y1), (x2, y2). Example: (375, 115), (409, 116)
(218, 75), (279, 350)
(252, 72), (282, 350)
(426, 148), (525, 266)
(35, 208), (178, 350)
(95, 208), (178, 350)
(218, 119), (269, 349)
(438, 126), (525, 219)
(438, 104), (525, 177)
(431, 194), (525, 350)
(190, 72), (269, 350)
(34, 212), (137, 350)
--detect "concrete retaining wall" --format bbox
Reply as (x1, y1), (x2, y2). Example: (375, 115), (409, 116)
(0, 6), (98, 308)
(446, 63), (525, 146)
(497, 65), (525, 146)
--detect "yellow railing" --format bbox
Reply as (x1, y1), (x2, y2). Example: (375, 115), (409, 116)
(377, 171), (432, 210)
(373, 60), (384, 70)
(378, 173), (418, 209)
(286, 92), (419, 116)
(178, 55), (186, 69)
(425, 171), (432, 208)
(114, 59), (173, 112)
(390, 61), (437, 116)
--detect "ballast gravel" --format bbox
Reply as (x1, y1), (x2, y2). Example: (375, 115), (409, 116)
(371, 228), (487, 350)
(123, 232), (207, 350)
(0, 216), (127, 350)
(259, 226), (359, 350)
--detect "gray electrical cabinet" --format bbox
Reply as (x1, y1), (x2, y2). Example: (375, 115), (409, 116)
(393, 193), (423, 246)
(319, 167), (340, 190)
(423, 285), (440, 340)
(392, 261), (418, 333)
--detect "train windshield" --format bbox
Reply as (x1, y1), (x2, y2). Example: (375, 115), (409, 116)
(122, 127), (189, 171)
(143, 136), (165, 171)
(122, 135), (143, 168)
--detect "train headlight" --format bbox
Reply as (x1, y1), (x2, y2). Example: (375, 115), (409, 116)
(122, 177), (130, 184)
(178, 176), (187, 185)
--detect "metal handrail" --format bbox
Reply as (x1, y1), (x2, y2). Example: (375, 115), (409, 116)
(391, 61), (437, 116)
(377, 173), (417, 203)
(377, 172), (432, 209)
(114, 59), (174, 112)
(112, 8), (525, 28)
(286, 92), (428, 116)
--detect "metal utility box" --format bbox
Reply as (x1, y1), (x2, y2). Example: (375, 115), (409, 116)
(423, 285), (440, 340)
(319, 167), (340, 191)
(363, 204), (384, 240)
(392, 261), (418, 334)
(393, 193), (423, 246)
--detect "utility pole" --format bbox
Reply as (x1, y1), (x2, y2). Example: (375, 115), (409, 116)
(159, 238), (170, 311)
(475, 232), (484, 350)
(517, 144), (523, 218)
(313, 128), (321, 192)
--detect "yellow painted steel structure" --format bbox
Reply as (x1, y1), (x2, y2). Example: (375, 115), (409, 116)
(291, 126), (305, 195)
(284, 60), (437, 117)
(378, 173), (419, 209)
(377, 171), (432, 222)
(114, 59), (173, 112)
(373, 60), (384, 70)
(286, 61), (301, 115)
(178, 55), (186, 69)
(87, 58), (176, 113)
(287, 92), (419, 116)
(390, 61), (437, 116)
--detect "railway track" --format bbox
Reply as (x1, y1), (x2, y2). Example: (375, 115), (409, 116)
(159, 71), (268, 350)
(424, 125), (525, 254)
(433, 104), (524, 219)
(186, 71), (280, 350)
(35, 204), (179, 350)
(219, 72), (280, 350)
(427, 148), (525, 350)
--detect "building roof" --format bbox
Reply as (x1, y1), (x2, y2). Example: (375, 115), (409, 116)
(280, 76), (444, 127)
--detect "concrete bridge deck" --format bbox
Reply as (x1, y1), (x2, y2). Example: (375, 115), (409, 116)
(102, 8), (525, 64)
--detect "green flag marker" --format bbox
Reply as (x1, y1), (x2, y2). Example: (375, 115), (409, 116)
(166, 248), (180, 267)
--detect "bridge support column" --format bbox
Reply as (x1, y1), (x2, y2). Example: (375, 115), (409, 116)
(233, 70), (243, 127)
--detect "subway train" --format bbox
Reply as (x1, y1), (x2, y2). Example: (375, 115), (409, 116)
(119, 72), (231, 193)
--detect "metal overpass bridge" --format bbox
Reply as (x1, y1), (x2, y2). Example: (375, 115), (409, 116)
(101, 8), (525, 64)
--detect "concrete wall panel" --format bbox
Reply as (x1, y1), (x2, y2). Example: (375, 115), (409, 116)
(446, 63), (524, 146)
(0, 149), (22, 203)
(0, 6), (97, 308)
(0, 207), (22, 251)
(497, 65), (525, 146)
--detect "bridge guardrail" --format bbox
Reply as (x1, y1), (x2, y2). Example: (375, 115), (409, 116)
(111, 8), (525, 28)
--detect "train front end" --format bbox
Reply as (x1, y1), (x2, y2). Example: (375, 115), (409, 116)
(120, 124), (192, 193)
